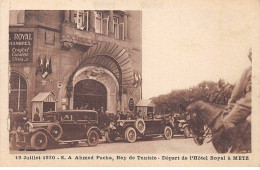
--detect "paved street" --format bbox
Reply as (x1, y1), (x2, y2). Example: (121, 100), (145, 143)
(11, 135), (216, 154)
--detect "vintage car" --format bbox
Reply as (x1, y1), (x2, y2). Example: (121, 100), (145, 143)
(172, 114), (192, 138)
(8, 112), (28, 150)
(11, 110), (102, 150)
(104, 115), (175, 143)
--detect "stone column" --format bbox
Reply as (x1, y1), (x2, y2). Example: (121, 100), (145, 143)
(70, 10), (74, 23)
(123, 13), (128, 39)
(64, 10), (70, 22)
(108, 10), (114, 37)
(89, 11), (95, 32)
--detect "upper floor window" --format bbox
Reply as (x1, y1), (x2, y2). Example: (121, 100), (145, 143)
(95, 12), (102, 34)
(72, 10), (125, 40)
(94, 11), (109, 35)
(74, 10), (89, 31)
(113, 15), (124, 40)
(113, 17), (119, 39)
(9, 10), (25, 26)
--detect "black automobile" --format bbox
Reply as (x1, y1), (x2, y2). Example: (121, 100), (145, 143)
(104, 113), (175, 143)
(11, 110), (102, 150)
(172, 113), (192, 138)
(9, 112), (28, 150)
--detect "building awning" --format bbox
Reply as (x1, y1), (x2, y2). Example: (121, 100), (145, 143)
(136, 100), (156, 107)
(31, 92), (57, 102)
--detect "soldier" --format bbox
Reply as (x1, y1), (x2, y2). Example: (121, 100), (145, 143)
(222, 49), (252, 152)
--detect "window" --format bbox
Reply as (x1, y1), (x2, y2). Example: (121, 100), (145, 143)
(74, 10), (89, 31)
(113, 16), (124, 40)
(102, 16), (109, 35)
(94, 11), (109, 35)
(119, 23), (124, 40)
(9, 72), (27, 112)
(9, 10), (25, 26)
(113, 17), (119, 39)
(95, 12), (102, 33)
(62, 114), (72, 121)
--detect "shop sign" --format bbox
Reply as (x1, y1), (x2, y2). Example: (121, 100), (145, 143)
(9, 32), (34, 63)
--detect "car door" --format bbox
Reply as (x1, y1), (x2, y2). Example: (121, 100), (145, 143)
(75, 112), (91, 139)
(59, 112), (80, 140)
(144, 119), (164, 135)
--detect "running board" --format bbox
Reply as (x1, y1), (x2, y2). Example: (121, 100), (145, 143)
(58, 139), (87, 144)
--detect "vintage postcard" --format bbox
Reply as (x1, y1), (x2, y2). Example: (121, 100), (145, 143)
(0, 0), (260, 167)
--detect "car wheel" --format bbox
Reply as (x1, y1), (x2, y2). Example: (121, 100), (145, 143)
(30, 131), (48, 150)
(164, 126), (173, 140)
(184, 127), (191, 138)
(105, 131), (116, 143)
(10, 135), (17, 150)
(135, 119), (146, 133)
(47, 124), (63, 141)
(87, 130), (99, 147)
(125, 127), (137, 143)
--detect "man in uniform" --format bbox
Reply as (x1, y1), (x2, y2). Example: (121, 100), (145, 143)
(222, 49), (252, 151)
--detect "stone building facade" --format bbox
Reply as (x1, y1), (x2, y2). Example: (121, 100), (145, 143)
(9, 10), (142, 118)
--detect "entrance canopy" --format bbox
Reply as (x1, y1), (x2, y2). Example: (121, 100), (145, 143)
(31, 92), (57, 102)
(31, 92), (57, 121)
(136, 100), (156, 107)
(136, 100), (156, 119)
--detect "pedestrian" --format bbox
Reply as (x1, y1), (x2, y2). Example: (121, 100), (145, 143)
(33, 107), (40, 121)
(116, 111), (120, 120)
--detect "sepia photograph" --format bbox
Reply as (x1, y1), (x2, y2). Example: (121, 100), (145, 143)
(1, 0), (260, 167)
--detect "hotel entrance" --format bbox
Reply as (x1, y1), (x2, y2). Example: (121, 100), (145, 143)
(73, 79), (107, 111)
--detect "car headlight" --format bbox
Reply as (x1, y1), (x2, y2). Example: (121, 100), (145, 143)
(119, 121), (124, 126)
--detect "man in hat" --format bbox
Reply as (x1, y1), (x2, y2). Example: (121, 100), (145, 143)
(222, 49), (252, 151)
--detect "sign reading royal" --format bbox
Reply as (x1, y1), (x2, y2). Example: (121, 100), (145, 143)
(9, 32), (34, 63)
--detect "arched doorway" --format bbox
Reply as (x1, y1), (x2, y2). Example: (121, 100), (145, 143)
(73, 79), (107, 111)
(9, 72), (27, 112)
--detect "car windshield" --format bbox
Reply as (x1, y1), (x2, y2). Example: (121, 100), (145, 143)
(75, 112), (97, 121)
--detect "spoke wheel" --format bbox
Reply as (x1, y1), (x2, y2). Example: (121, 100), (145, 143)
(125, 127), (137, 143)
(47, 124), (63, 141)
(135, 119), (146, 133)
(87, 130), (99, 147)
(31, 131), (48, 150)
(164, 126), (173, 140)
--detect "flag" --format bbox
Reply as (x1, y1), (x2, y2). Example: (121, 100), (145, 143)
(48, 56), (52, 74)
(35, 57), (41, 75)
(133, 70), (138, 88)
(40, 57), (45, 74)
(41, 55), (48, 78)
(138, 72), (142, 86)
